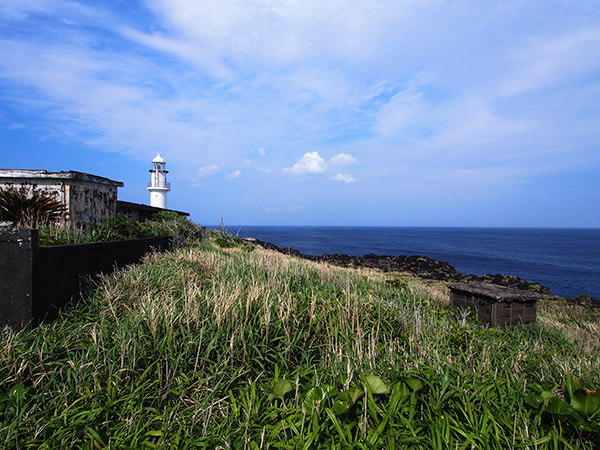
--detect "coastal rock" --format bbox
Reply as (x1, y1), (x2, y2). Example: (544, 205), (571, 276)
(247, 238), (551, 295)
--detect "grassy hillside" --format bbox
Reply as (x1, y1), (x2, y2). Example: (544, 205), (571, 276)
(1, 235), (599, 448)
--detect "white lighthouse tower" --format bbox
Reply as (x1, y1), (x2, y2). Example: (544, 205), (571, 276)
(147, 153), (170, 209)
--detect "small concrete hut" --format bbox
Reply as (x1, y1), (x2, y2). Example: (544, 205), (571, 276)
(0, 169), (123, 231)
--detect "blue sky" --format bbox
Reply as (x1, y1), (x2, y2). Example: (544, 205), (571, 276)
(1, 0), (599, 227)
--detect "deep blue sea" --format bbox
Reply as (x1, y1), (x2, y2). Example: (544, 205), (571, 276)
(232, 226), (600, 299)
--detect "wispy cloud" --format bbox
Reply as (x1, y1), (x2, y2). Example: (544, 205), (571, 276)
(196, 165), (220, 178)
(329, 153), (357, 166)
(332, 173), (356, 184)
(226, 169), (241, 179)
(498, 28), (600, 98)
(119, 27), (233, 79)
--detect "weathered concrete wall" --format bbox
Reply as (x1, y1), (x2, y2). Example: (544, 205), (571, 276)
(67, 179), (119, 230)
(0, 228), (171, 329)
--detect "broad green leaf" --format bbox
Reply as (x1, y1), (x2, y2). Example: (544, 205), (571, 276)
(566, 373), (583, 403)
(528, 382), (543, 394)
(337, 388), (362, 406)
(570, 388), (600, 417)
(365, 375), (390, 395)
(333, 388), (364, 415)
(302, 386), (325, 413)
(333, 399), (349, 415)
(268, 379), (293, 401)
(540, 381), (558, 392)
(321, 384), (337, 397)
(348, 387), (363, 404)
(530, 381), (557, 394)
(523, 393), (544, 409)
(574, 419), (596, 433)
(544, 397), (572, 416)
(404, 377), (424, 392)
(541, 390), (556, 405)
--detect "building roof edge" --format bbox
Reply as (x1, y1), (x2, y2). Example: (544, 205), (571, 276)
(0, 169), (124, 187)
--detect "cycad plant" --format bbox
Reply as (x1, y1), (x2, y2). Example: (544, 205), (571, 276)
(0, 188), (66, 228)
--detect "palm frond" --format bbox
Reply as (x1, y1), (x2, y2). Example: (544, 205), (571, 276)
(0, 188), (66, 228)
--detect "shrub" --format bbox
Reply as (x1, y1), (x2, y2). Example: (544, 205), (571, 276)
(0, 188), (66, 228)
(37, 212), (202, 246)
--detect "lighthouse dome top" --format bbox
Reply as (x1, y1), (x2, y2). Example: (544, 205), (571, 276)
(152, 153), (165, 163)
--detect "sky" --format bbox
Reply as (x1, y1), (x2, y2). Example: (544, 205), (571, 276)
(1, 0), (599, 227)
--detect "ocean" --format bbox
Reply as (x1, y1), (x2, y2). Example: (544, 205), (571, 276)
(232, 226), (600, 299)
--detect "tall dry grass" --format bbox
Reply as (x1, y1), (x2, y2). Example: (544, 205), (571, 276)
(0, 237), (598, 448)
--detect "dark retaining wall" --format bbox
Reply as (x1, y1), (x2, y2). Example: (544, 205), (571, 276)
(0, 229), (35, 329)
(1, 229), (171, 329)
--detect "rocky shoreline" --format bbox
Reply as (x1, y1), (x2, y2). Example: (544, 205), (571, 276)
(246, 237), (552, 295)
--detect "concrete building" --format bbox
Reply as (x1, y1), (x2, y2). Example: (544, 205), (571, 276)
(0, 169), (123, 230)
(147, 153), (170, 209)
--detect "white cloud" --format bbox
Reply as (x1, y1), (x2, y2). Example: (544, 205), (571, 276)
(329, 153), (357, 165)
(332, 173), (356, 184)
(0, 0), (599, 227)
(287, 151), (327, 174)
(243, 159), (251, 165)
(226, 169), (241, 179)
(196, 164), (220, 178)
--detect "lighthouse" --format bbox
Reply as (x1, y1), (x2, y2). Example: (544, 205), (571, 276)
(147, 153), (170, 208)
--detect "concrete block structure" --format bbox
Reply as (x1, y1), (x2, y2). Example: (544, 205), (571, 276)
(448, 282), (539, 328)
(0, 169), (123, 230)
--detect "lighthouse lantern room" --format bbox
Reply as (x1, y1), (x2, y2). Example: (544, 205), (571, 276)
(147, 153), (170, 209)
